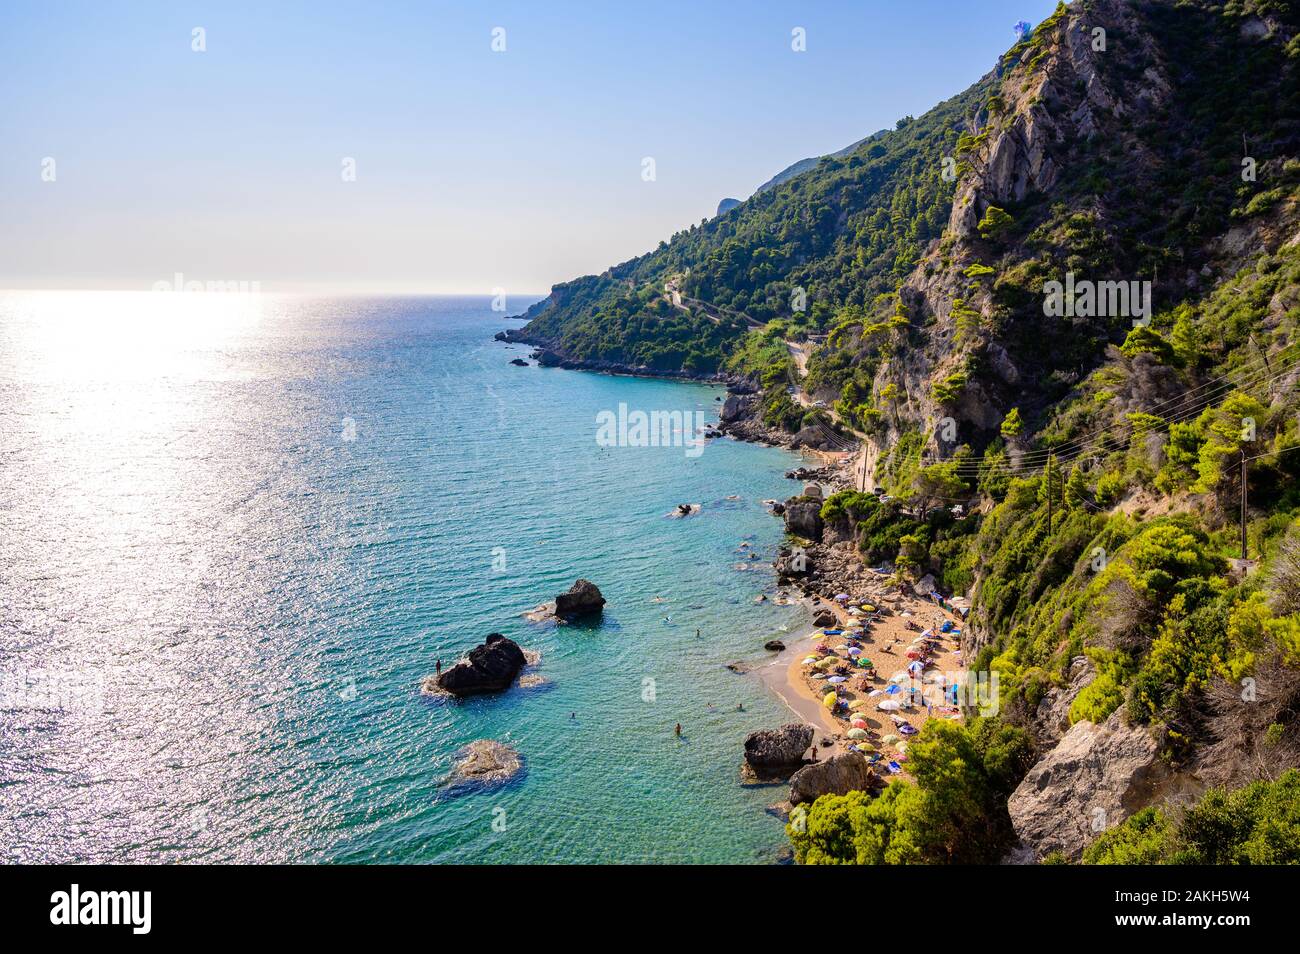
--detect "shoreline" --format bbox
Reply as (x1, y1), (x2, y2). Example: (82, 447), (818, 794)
(755, 587), (967, 772)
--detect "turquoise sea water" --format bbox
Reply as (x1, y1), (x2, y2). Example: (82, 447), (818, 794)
(0, 292), (811, 863)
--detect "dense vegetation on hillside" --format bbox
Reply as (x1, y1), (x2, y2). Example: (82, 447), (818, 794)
(515, 74), (994, 372)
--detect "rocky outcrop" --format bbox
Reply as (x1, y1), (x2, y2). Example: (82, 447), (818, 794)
(764, 639), (786, 652)
(1007, 711), (1172, 861)
(812, 609), (837, 628)
(720, 392), (751, 423)
(554, 579), (605, 619)
(783, 497), (824, 541)
(445, 740), (524, 788)
(789, 751), (882, 806)
(744, 724), (814, 775)
(1033, 655), (1096, 745)
(509, 357), (529, 367)
(429, 633), (528, 697)
(791, 426), (840, 451)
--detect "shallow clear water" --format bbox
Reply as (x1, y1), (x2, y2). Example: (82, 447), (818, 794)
(0, 291), (811, 863)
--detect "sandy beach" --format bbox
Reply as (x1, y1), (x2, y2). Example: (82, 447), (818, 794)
(755, 580), (967, 776)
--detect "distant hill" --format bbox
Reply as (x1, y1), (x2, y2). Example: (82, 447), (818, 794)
(751, 129), (890, 196)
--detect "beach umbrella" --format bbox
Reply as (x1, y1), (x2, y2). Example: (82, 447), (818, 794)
(866, 689), (883, 697)
(846, 728), (869, 740)
(860, 604), (876, 613)
(835, 593), (850, 602)
(847, 647), (862, 656)
(822, 691), (837, 708)
(849, 699), (869, 709)
(801, 656), (818, 665)
(827, 676), (847, 685)
(851, 717), (869, 728)
(908, 661), (924, 674)
(885, 684), (902, 695)
(897, 742), (909, 754)
(882, 734), (901, 746)
(877, 700), (901, 712)
(889, 671), (908, 683)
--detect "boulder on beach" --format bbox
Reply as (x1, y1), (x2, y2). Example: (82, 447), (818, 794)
(789, 751), (882, 806)
(429, 633), (527, 696)
(764, 639), (786, 651)
(445, 740), (524, 788)
(554, 579), (606, 619)
(812, 609), (837, 628)
(744, 724), (814, 773)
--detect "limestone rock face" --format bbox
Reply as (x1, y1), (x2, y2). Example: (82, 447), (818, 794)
(720, 392), (752, 423)
(789, 751), (882, 806)
(1007, 711), (1171, 861)
(1033, 655), (1096, 745)
(744, 724), (814, 772)
(554, 579), (605, 619)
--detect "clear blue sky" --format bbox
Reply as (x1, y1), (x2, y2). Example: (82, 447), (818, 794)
(0, 0), (1062, 293)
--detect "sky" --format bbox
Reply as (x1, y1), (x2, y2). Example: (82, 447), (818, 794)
(0, 0), (1063, 294)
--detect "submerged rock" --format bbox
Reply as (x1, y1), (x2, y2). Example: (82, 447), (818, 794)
(555, 579), (606, 619)
(509, 357), (529, 367)
(429, 633), (527, 696)
(446, 740), (523, 787)
(764, 639), (786, 651)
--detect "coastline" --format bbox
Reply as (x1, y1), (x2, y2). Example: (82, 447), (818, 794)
(498, 329), (965, 794)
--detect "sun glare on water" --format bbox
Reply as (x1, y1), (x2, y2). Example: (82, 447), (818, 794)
(7, 289), (266, 384)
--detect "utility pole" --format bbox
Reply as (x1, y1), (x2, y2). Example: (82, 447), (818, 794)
(1241, 451), (1248, 561)
(1046, 452), (1054, 535)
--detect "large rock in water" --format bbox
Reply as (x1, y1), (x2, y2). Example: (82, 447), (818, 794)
(783, 497), (824, 542)
(554, 579), (606, 619)
(1007, 711), (1172, 861)
(433, 633), (527, 696)
(744, 724), (814, 772)
(789, 751), (882, 806)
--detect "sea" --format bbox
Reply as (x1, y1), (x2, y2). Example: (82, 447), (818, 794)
(0, 291), (813, 863)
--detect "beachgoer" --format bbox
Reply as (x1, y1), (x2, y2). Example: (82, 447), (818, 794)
(435, 659), (441, 673)
(675, 723), (682, 737)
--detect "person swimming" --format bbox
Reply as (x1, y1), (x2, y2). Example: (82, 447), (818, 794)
(674, 723), (682, 737)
